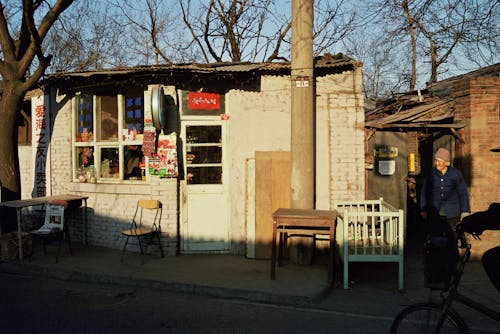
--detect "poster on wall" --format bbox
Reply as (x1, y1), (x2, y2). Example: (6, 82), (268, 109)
(31, 95), (51, 197)
(148, 132), (178, 177)
(141, 126), (156, 157)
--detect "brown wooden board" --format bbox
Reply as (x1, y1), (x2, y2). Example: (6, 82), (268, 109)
(254, 151), (290, 259)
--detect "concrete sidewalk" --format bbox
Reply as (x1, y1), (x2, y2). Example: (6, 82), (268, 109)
(0, 240), (498, 329)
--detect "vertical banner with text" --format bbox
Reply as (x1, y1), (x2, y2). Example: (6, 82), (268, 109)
(31, 95), (51, 197)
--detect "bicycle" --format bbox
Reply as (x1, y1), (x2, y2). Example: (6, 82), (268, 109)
(390, 223), (500, 333)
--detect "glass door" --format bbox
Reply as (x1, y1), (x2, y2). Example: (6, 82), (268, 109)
(180, 120), (229, 252)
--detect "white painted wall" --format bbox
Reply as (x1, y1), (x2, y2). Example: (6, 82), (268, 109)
(19, 67), (365, 256)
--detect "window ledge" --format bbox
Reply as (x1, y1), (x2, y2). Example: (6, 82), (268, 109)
(68, 180), (173, 195)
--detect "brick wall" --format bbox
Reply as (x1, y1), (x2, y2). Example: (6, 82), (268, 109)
(451, 73), (500, 258)
(45, 94), (179, 256)
(316, 66), (365, 205)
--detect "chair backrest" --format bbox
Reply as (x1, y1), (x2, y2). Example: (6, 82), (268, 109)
(133, 199), (162, 231)
(43, 204), (65, 231)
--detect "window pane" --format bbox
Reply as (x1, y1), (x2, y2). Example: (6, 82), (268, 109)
(187, 146), (221, 164)
(187, 167), (222, 184)
(76, 94), (94, 142)
(124, 145), (145, 180)
(77, 146), (94, 167)
(186, 126), (221, 143)
(100, 147), (119, 179)
(99, 95), (118, 141)
(123, 89), (144, 141)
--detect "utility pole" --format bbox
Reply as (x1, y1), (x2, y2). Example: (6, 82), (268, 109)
(290, 0), (314, 264)
(291, 0), (314, 209)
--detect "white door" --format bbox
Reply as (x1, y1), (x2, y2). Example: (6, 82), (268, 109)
(180, 120), (229, 252)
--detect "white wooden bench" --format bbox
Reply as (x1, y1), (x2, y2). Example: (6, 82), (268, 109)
(334, 199), (404, 290)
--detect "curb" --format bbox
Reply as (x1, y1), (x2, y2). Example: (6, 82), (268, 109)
(0, 261), (331, 307)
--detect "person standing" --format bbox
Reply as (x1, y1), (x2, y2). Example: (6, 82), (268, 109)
(420, 147), (471, 237)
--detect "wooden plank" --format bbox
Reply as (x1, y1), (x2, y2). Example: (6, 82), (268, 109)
(254, 151), (290, 259)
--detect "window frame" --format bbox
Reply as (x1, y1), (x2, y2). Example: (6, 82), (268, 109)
(72, 90), (146, 184)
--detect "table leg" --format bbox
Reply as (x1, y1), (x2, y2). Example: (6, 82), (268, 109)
(278, 230), (283, 266)
(83, 198), (88, 245)
(16, 208), (23, 261)
(270, 220), (277, 280)
(329, 219), (338, 287)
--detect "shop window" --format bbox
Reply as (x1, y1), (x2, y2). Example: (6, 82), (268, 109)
(73, 89), (146, 183)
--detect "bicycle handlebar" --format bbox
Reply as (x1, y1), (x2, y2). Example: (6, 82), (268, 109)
(455, 223), (471, 249)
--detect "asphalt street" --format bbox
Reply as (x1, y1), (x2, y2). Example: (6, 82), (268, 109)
(0, 272), (393, 334)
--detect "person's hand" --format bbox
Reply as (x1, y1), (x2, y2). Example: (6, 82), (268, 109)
(460, 212), (470, 221)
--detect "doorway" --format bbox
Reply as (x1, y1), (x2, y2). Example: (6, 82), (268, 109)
(180, 120), (229, 252)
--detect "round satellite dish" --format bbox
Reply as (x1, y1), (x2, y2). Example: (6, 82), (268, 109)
(151, 85), (167, 130)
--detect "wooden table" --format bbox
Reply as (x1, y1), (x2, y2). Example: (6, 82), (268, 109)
(270, 208), (338, 286)
(0, 194), (89, 260)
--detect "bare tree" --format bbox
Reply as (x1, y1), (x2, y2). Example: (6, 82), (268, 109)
(44, 1), (128, 72)
(342, 33), (411, 99)
(110, 0), (174, 65)
(179, 0), (288, 63)
(370, 0), (499, 89)
(312, 0), (357, 57)
(0, 0), (74, 203)
(178, 0), (357, 63)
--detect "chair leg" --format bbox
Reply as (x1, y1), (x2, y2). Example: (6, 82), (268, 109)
(120, 236), (130, 262)
(65, 228), (73, 255)
(56, 234), (63, 263)
(42, 236), (47, 255)
(137, 236), (145, 264)
(156, 233), (164, 257)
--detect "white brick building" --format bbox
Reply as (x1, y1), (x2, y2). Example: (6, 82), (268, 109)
(21, 54), (365, 257)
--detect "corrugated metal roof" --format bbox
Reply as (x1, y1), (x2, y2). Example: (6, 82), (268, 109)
(365, 63), (499, 130)
(365, 99), (461, 129)
(45, 53), (359, 80)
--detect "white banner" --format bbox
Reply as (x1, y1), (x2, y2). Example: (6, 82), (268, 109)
(31, 95), (51, 197)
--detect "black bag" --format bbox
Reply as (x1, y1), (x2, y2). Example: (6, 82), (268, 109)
(423, 234), (458, 290)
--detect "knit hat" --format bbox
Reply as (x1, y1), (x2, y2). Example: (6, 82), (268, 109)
(435, 148), (450, 162)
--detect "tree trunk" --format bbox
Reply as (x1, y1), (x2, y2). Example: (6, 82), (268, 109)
(0, 89), (23, 230)
(0, 90), (22, 201)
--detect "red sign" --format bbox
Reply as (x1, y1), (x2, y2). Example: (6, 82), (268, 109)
(188, 92), (220, 110)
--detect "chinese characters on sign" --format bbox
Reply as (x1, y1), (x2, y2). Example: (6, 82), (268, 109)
(32, 96), (50, 197)
(188, 92), (220, 110)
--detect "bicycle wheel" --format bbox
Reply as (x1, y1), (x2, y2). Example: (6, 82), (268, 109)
(390, 302), (469, 334)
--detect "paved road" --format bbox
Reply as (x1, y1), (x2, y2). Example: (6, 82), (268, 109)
(0, 272), (393, 334)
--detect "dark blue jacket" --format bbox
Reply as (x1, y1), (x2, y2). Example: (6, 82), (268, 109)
(420, 166), (470, 219)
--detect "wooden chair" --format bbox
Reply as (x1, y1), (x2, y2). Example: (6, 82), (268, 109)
(120, 199), (164, 263)
(32, 202), (72, 263)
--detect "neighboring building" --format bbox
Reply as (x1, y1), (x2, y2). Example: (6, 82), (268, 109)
(20, 53), (366, 257)
(365, 63), (499, 256)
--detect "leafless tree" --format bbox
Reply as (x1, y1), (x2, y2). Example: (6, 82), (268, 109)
(0, 0), (74, 203)
(45, 0), (128, 72)
(111, 0), (173, 65)
(312, 0), (357, 57)
(178, 0), (357, 63)
(371, 0), (499, 89)
(178, 0), (284, 63)
(342, 29), (413, 100)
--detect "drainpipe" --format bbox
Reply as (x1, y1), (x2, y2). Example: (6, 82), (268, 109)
(290, 0), (314, 264)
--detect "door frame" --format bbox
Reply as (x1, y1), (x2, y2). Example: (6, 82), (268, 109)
(179, 117), (230, 253)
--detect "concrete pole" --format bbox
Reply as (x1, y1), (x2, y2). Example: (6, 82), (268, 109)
(290, 0), (314, 264)
(291, 0), (314, 209)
